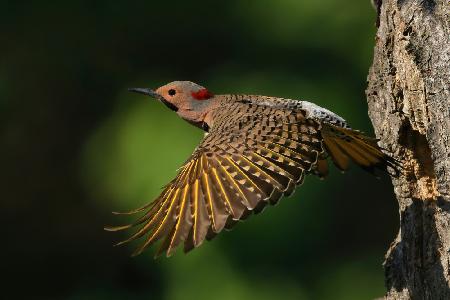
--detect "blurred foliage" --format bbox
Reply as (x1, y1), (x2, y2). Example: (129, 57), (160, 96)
(1, 0), (398, 299)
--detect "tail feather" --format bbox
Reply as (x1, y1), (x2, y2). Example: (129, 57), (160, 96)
(322, 137), (350, 171)
(322, 123), (400, 175)
(313, 158), (329, 179)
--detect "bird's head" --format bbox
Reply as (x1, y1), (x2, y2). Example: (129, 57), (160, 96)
(129, 81), (215, 129)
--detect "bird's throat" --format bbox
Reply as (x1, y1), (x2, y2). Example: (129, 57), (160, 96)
(160, 98), (178, 112)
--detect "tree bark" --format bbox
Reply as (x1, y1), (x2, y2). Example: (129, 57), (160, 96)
(366, 0), (450, 299)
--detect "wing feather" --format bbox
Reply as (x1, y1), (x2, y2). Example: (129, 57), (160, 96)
(112, 187), (175, 245)
(219, 156), (262, 209)
(107, 105), (327, 256)
(164, 184), (193, 256)
(132, 188), (181, 256)
(211, 164), (247, 219)
(216, 159), (253, 209)
(201, 169), (228, 233)
(184, 178), (210, 252)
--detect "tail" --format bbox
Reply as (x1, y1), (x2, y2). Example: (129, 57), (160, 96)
(321, 123), (400, 176)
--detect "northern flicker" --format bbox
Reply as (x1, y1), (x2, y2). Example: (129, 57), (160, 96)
(105, 81), (398, 257)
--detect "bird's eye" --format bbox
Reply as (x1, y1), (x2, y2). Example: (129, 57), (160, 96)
(168, 89), (176, 96)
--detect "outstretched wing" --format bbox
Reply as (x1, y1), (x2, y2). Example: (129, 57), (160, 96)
(105, 104), (324, 257)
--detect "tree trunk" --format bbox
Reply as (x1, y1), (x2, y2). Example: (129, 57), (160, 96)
(366, 0), (450, 299)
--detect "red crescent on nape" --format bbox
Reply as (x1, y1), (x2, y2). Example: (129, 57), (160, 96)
(191, 88), (214, 100)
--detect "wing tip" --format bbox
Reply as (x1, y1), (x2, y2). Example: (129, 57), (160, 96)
(104, 224), (132, 232)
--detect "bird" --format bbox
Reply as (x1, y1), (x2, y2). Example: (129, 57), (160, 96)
(105, 80), (399, 258)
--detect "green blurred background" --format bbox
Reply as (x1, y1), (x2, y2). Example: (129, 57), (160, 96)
(1, 1), (398, 299)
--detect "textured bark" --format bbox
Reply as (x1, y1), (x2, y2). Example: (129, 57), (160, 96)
(366, 0), (450, 299)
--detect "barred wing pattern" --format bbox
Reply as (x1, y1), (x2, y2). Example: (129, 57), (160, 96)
(106, 104), (324, 257)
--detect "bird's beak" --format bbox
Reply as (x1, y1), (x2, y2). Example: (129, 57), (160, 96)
(128, 88), (178, 112)
(128, 88), (163, 100)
